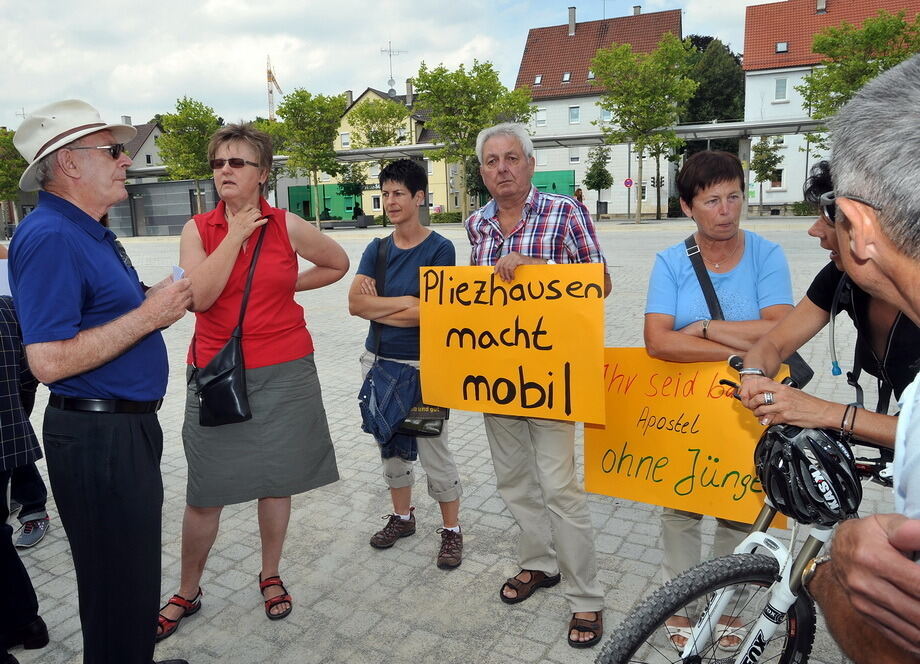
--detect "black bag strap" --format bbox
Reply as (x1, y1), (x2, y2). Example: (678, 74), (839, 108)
(192, 224), (268, 368)
(371, 234), (393, 357)
(685, 235), (724, 320)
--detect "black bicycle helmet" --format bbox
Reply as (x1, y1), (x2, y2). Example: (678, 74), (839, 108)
(754, 424), (862, 526)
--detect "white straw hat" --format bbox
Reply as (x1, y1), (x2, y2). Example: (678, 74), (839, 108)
(14, 99), (136, 192)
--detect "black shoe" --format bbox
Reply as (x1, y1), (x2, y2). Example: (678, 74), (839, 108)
(154, 660), (189, 664)
(3, 617), (48, 650)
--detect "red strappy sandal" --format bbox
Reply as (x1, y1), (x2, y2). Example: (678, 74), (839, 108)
(156, 588), (202, 641)
(258, 574), (292, 620)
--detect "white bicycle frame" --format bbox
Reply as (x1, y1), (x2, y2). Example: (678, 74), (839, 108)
(679, 502), (835, 663)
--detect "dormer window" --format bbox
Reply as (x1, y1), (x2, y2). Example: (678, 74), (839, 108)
(562, 72), (572, 82)
(776, 42), (789, 53)
(587, 70), (595, 80)
(534, 74), (542, 85)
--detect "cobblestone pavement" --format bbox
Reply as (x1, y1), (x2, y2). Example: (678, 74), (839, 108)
(10, 217), (881, 664)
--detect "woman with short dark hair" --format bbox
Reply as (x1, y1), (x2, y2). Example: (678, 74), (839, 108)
(644, 150), (795, 651)
(157, 124), (349, 640)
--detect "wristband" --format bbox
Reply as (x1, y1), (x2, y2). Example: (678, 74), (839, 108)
(739, 368), (766, 377)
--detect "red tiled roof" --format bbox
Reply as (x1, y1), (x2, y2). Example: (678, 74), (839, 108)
(515, 9), (682, 100)
(744, 0), (920, 71)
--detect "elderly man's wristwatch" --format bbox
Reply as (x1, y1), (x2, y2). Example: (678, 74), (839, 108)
(801, 554), (832, 600)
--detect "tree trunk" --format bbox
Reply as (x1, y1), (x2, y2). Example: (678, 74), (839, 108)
(655, 155), (662, 220)
(311, 171), (322, 229)
(759, 182), (764, 217)
(635, 154), (644, 224)
(194, 180), (204, 214)
(459, 160), (470, 221)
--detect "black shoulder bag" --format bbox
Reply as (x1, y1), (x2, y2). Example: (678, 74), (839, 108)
(684, 235), (814, 388)
(371, 234), (448, 437)
(191, 225), (268, 427)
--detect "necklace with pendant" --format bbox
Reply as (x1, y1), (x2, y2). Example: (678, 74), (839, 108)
(701, 234), (741, 269)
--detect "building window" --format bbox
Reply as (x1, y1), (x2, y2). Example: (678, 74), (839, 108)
(372, 195), (381, 210)
(535, 149), (547, 166)
(775, 42), (789, 53)
(370, 164), (380, 177)
(534, 74), (542, 85)
(454, 194), (459, 207)
(600, 108), (612, 123)
(587, 70), (595, 80)
(562, 72), (571, 83)
(535, 108), (547, 127)
(568, 148), (580, 164)
(772, 135), (785, 146)
(397, 127), (407, 141)
(426, 159), (433, 175)
(320, 172), (330, 182)
(774, 78), (788, 101)
(145, 154), (152, 164)
(568, 106), (580, 124)
(340, 133), (351, 148)
(770, 169), (784, 189)
(640, 182), (649, 201)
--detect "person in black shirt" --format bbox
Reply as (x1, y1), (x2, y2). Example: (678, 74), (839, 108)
(739, 160), (920, 447)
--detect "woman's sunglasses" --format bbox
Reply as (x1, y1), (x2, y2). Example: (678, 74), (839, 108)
(67, 143), (127, 160)
(819, 191), (880, 226)
(210, 158), (260, 169)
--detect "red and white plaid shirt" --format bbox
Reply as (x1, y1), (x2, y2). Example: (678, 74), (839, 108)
(465, 186), (608, 269)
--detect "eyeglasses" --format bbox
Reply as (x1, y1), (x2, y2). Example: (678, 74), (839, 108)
(67, 143), (127, 160)
(819, 191), (881, 226)
(210, 158), (260, 170)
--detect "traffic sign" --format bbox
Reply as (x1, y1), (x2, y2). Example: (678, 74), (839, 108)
(624, 178), (634, 188)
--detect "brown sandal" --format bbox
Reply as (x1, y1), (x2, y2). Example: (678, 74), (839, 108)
(259, 574), (292, 620)
(567, 610), (603, 649)
(156, 589), (202, 642)
(499, 569), (561, 604)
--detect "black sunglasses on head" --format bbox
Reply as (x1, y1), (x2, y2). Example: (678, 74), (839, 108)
(819, 191), (881, 226)
(68, 143), (127, 160)
(210, 158), (260, 169)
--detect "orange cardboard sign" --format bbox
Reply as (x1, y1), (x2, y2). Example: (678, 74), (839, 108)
(584, 348), (787, 525)
(419, 264), (605, 423)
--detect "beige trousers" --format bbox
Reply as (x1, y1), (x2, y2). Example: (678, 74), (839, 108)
(660, 508), (750, 583)
(483, 413), (604, 613)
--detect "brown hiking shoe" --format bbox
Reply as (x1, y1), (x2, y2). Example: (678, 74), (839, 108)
(369, 508), (416, 549)
(436, 528), (463, 569)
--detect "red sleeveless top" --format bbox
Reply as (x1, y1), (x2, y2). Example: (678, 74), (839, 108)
(186, 198), (313, 369)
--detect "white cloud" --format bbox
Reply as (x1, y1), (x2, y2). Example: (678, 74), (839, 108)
(0, 0), (775, 131)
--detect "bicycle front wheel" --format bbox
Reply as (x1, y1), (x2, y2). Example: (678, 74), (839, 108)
(597, 553), (816, 664)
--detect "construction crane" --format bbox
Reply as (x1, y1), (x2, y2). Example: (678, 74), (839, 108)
(267, 56), (284, 121)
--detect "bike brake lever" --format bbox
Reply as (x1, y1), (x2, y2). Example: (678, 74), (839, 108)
(719, 378), (742, 400)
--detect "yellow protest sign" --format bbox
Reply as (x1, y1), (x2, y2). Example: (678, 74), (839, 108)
(584, 348), (787, 525)
(419, 264), (605, 423)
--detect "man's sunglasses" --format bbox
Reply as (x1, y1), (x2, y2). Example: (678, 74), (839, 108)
(67, 143), (127, 160)
(210, 158), (260, 169)
(819, 191), (881, 226)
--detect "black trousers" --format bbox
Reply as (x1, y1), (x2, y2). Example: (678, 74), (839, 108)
(0, 522), (39, 651)
(43, 406), (164, 664)
(1, 462), (49, 523)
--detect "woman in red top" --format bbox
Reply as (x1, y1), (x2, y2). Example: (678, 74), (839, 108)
(157, 124), (348, 639)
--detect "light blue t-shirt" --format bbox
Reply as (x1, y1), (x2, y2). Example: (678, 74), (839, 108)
(894, 374), (920, 518)
(645, 230), (793, 330)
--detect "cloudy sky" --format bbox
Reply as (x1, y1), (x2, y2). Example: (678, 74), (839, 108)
(0, 0), (775, 130)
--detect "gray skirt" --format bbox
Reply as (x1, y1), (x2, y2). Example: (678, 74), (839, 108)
(183, 354), (339, 507)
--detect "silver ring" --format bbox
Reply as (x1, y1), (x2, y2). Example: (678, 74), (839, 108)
(763, 392), (775, 406)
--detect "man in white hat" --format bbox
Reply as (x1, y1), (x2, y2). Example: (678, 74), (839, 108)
(8, 99), (192, 664)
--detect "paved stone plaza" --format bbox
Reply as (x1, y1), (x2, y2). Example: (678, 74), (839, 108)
(11, 217), (881, 664)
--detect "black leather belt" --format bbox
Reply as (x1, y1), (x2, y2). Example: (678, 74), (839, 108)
(49, 394), (162, 414)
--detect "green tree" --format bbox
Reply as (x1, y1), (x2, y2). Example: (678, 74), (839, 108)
(275, 89), (347, 227)
(797, 9), (920, 153)
(583, 145), (613, 215)
(684, 37), (745, 156)
(413, 59), (533, 219)
(251, 117), (288, 205)
(337, 160), (368, 211)
(348, 96), (412, 226)
(156, 97), (221, 213)
(592, 33), (698, 223)
(0, 128), (27, 234)
(646, 134), (684, 219)
(750, 136), (783, 216)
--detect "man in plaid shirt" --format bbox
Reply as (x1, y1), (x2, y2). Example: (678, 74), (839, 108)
(0, 295), (49, 661)
(465, 123), (610, 649)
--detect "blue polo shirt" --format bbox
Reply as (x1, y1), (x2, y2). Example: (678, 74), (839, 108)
(8, 191), (168, 400)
